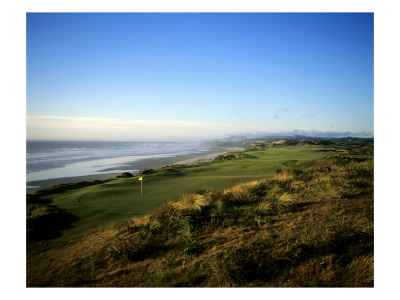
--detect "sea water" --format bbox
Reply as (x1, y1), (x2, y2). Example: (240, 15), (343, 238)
(26, 141), (213, 185)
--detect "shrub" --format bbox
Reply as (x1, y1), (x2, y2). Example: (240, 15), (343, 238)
(116, 172), (133, 178)
(266, 193), (294, 215)
(204, 250), (248, 287)
(219, 180), (271, 211)
(109, 232), (154, 261)
(327, 217), (373, 257)
(270, 172), (295, 192)
(139, 168), (156, 175)
(150, 202), (187, 234)
(196, 188), (219, 205)
(247, 181), (268, 198)
(341, 254), (374, 287)
(177, 194), (206, 211)
(181, 228), (201, 255)
(299, 221), (330, 242)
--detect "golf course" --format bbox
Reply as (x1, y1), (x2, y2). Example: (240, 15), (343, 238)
(27, 140), (374, 287)
(29, 145), (326, 242)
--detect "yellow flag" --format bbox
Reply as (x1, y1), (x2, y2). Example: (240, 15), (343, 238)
(139, 177), (142, 181)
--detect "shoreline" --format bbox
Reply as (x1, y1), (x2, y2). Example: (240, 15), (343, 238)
(26, 147), (245, 194)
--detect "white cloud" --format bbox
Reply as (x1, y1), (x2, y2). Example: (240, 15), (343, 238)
(26, 115), (250, 141)
(26, 115), (372, 141)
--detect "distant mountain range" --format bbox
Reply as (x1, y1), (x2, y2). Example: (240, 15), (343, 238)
(215, 130), (373, 141)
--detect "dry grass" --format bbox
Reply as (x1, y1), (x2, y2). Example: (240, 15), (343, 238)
(27, 148), (374, 287)
(342, 254), (374, 287)
(176, 194), (206, 211)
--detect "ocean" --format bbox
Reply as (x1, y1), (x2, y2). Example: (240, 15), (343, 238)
(26, 141), (219, 186)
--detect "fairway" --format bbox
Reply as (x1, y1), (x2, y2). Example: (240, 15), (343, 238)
(41, 145), (326, 241)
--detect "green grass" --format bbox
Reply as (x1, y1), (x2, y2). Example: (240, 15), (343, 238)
(27, 144), (373, 287)
(34, 145), (326, 241)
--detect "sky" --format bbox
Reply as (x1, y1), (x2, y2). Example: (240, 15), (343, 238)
(26, 13), (374, 141)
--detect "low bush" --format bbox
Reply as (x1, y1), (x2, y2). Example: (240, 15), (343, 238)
(341, 254), (374, 287)
(204, 249), (249, 287)
(104, 150), (373, 287)
(150, 202), (188, 235)
(109, 234), (153, 261)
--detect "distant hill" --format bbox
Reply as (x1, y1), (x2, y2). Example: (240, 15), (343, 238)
(215, 130), (373, 142)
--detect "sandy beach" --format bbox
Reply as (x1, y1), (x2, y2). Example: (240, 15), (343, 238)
(26, 147), (244, 194)
(172, 147), (244, 165)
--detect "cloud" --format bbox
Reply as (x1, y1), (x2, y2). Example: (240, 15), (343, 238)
(301, 113), (316, 118)
(274, 107), (289, 119)
(227, 129), (373, 139)
(26, 115), (248, 141)
(26, 115), (373, 141)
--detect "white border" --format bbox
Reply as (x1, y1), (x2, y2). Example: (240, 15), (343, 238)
(1, 1), (398, 299)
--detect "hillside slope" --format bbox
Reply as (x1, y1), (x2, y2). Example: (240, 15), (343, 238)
(27, 146), (373, 287)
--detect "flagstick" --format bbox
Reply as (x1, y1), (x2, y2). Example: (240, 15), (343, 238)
(141, 179), (142, 196)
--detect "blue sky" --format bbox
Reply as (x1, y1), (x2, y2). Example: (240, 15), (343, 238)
(26, 13), (373, 141)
